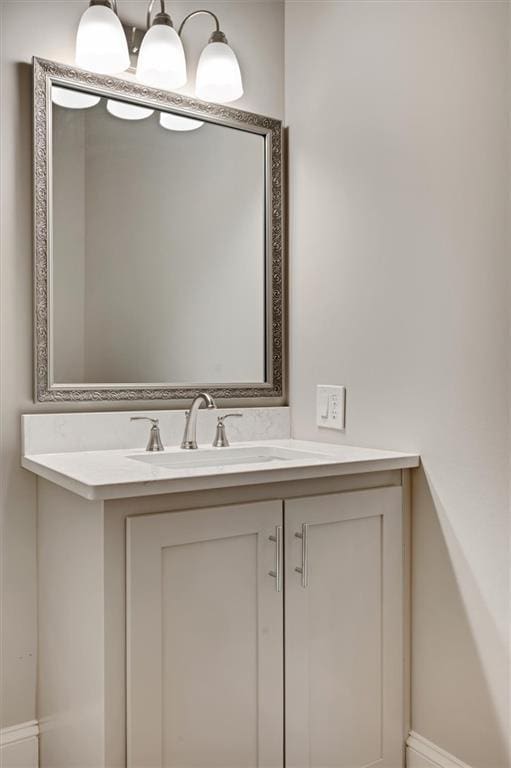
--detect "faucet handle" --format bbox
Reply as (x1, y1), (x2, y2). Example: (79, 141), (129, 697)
(131, 416), (159, 426)
(217, 413), (243, 425)
(130, 417), (164, 452)
(213, 413), (243, 448)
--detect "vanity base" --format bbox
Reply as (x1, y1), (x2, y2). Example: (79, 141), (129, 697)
(37, 468), (411, 768)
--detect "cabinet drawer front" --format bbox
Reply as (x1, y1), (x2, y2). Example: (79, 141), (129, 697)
(127, 501), (284, 768)
(285, 487), (404, 768)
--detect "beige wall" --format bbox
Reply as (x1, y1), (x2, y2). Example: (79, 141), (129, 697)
(285, 1), (510, 766)
(0, 0), (284, 729)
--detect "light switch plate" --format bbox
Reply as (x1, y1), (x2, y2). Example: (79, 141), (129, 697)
(316, 385), (346, 430)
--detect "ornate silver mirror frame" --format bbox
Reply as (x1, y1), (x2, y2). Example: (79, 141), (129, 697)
(33, 57), (285, 403)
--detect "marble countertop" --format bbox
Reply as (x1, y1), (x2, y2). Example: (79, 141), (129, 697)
(22, 439), (420, 501)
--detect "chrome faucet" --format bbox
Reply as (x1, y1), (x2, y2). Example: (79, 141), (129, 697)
(181, 392), (216, 449)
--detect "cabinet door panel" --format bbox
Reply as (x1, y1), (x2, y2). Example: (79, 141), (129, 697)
(127, 501), (283, 768)
(285, 488), (403, 768)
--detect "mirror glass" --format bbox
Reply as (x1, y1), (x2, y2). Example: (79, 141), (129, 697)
(51, 84), (266, 385)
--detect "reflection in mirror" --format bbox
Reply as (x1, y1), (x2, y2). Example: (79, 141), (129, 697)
(159, 113), (204, 131)
(52, 85), (100, 109)
(51, 85), (266, 386)
(106, 98), (154, 120)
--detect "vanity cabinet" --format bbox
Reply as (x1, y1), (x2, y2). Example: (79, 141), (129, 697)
(285, 488), (404, 768)
(34, 462), (413, 768)
(126, 502), (284, 768)
(125, 487), (405, 768)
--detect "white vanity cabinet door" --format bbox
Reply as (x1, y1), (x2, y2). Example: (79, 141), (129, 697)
(285, 487), (404, 768)
(126, 501), (284, 768)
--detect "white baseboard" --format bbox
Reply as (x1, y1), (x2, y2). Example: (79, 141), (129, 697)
(0, 722), (474, 768)
(407, 731), (472, 768)
(0, 721), (39, 768)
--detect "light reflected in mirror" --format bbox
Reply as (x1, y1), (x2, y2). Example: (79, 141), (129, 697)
(159, 113), (204, 132)
(106, 99), (154, 121)
(51, 84), (266, 386)
(52, 85), (100, 109)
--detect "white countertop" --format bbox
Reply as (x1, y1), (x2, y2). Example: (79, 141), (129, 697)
(22, 439), (420, 501)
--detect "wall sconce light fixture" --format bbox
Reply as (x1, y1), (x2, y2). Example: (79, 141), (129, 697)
(76, 0), (130, 75)
(74, 0), (244, 104)
(136, 1), (187, 89)
(178, 10), (243, 103)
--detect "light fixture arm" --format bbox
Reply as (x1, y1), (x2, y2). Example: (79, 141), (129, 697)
(178, 9), (225, 43)
(90, 0), (119, 13)
(146, 0), (171, 29)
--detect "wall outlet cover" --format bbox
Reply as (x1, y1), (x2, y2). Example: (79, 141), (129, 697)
(316, 385), (346, 430)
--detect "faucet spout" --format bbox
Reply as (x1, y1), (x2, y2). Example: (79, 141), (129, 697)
(181, 392), (216, 449)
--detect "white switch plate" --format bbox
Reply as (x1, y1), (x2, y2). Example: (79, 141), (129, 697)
(316, 385), (346, 430)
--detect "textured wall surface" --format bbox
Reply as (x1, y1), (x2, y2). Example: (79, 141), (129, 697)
(285, 1), (510, 766)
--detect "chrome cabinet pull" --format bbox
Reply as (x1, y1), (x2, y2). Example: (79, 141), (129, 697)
(268, 525), (283, 592)
(294, 523), (309, 588)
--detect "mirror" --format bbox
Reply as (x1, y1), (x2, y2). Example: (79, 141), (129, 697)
(33, 58), (285, 402)
(52, 87), (266, 386)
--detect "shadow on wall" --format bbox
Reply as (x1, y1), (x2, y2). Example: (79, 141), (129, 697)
(412, 466), (509, 768)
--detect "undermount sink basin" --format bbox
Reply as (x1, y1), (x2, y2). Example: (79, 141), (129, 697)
(129, 445), (329, 470)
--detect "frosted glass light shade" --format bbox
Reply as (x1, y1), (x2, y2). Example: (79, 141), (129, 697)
(159, 113), (204, 131)
(136, 24), (187, 89)
(195, 42), (243, 103)
(52, 86), (101, 109)
(75, 4), (130, 75)
(107, 99), (154, 120)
